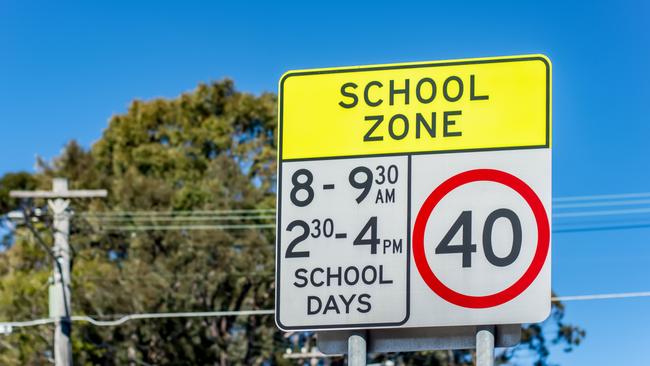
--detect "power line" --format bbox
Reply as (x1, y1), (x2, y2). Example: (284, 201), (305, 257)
(79, 209), (275, 217)
(552, 291), (650, 301)
(0, 310), (274, 329)
(95, 220), (650, 233)
(553, 198), (650, 209)
(71, 310), (275, 326)
(78, 204), (650, 219)
(552, 192), (650, 203)
(80, 205), (650, 221)
(12, 192), (650, 222)
(553, 207), (650, 218)
(79, 205), (650, 231)
(98, 224), (276, 231)
(0, 317), (55, 328)
(553, 222), (650, 233)
(44, 194), (650, 232)
(64, 194), (650, 217)
(0, 291), (648, 330)
(79, 215), (275, 223)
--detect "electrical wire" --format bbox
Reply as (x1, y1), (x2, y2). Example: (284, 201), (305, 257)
(73, 192), (650, 216)
(552, 291), (650, 302)
(79, 215), (275, 223)
(553, 198), (650, 209)
(553, 207), (650, 218)
(54, 193), (650, 232)
(79, 209), (275, 217)
(553, 222), (650, 233)
(0, 310), (274, 328)
(81, 205), (650, 232)
(77, 204), (650, 219)
(0, 291), (648, 329)
(98, 224), (276, 231)
(78, 206), (650, 220)
(553, 192), (650, 202)
(94, 220), (650, 232)
(70, 309), (275, 326)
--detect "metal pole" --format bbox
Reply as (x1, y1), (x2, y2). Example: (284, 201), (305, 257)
(347, 331), (367, 366)
(476, 326), (495, 366)
(11, 177), (106, 366)
(50, 179), (72, 366)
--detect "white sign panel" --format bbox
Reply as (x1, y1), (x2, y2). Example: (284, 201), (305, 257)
(409, 149), (550, 327)
(277, 156), (410, 329)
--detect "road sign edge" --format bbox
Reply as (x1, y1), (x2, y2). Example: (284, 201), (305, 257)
(275, 54), (552, 330)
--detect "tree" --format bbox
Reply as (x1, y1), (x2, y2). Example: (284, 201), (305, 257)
(0, 79), (583, 365)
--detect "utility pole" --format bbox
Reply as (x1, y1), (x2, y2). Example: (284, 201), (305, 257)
(11, 178), (107, 366)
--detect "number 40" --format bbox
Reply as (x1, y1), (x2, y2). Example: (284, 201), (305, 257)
(435, 209), (522, 268)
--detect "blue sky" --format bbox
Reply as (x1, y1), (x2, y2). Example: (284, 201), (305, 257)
(1, 0), (649, 364)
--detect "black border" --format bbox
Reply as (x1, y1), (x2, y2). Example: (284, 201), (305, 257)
(275, 56), (551, 331)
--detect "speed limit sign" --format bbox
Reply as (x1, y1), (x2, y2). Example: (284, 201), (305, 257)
(276, 55), (551, 330)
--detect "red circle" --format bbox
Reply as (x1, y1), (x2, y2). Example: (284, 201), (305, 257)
(413, 169), (550, 308)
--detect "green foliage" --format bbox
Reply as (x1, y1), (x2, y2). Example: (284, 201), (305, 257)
(0, 172), (38, 214)
(0, 79), (582, 365)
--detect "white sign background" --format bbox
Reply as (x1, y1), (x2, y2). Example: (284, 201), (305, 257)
(408, 149), (551, 327)
(276, 156), (410, 330)
(276, 148), (551, 330)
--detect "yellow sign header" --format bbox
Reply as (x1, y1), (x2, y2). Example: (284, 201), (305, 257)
(279, 55), (551, 160)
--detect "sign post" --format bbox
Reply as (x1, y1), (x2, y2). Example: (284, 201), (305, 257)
(476, 326), (495, 366)
(348, 331), (367, 366)
(276, 54), (552, 362)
